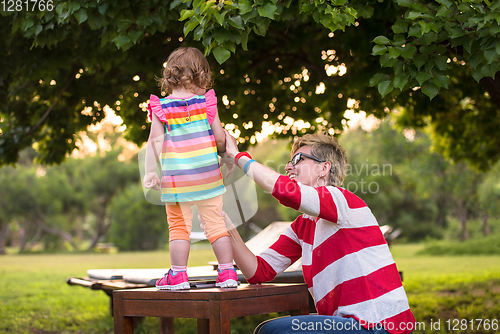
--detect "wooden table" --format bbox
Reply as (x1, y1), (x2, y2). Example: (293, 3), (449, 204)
(113, 283), (310, 334)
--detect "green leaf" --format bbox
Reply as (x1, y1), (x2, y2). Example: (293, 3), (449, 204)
(416, 71), (433, 85)
(213, 29), (230, 44)
(414, 54), (427, 69)
(137, 16), (153, 27)
(490, 23), (500, 35)
(128, 30), (143, 44)
(378, 80), (394, 97)
(434, 55), (448, 71)
(98, 3), (109, 15)
(471, 67), (484, 82)
(20, 19), (34, 32)
(369, 73), (386, 87)
(469, 52), (483, 69)
(408, 24), (422, 38)
(380, 53), (398, 68)
(393, 74), (409, 90)
(213, 45), (231, 64)
(238, 0), (254, 15)
(258, 3), (277, 19)
(448, 26), (464, 38)
(436, 6), (450, 17)
(397, 0), (413, 8)
(419, 20), (432, 35)
(194, 25), (204, 40)
(371, 45), (387, 56)
(241, 30), (249, 51)
(117, 19), (133, 33)
(432, 74), (450, 89)
(392, 20), (408, 34)
(180, 9), (195, 21)
(388, 46), (401, 58)
(481, 63), (499, 79)
(373, 36), (391, 45)
(436, 0), (453, 8)
(113, 35), (131, 49)
(183, 18), (199, 36)
(228, 16), (244, 30)
(484, 48), (498, 64)
(35, 25), (43, 36)
(400, 45), (417, 58)
(407, 11), (423, 20)
(421, 81), (439, 100)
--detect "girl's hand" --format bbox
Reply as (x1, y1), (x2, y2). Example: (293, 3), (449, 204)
(223, 129), (239, 160)
(143, 172), (161, 190)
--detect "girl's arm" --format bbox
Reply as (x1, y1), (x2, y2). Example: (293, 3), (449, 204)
(144, 114), (164, 189)
(210, 114), (226, 153)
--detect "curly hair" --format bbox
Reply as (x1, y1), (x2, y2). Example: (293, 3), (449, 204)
(291, 132), (348, 187)
(158, 47), (212, 94)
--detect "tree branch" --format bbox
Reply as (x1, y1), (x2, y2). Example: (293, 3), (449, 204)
(27, 70), (78, 136)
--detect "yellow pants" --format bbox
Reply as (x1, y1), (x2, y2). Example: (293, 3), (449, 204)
(166, 195), (228, 244)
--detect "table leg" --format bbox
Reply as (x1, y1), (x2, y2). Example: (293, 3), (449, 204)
(113, 292), (133, 334)
(160, 317), (174, 334)
(197, 318), (209, 334)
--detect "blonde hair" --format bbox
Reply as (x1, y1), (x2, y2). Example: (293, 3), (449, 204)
(291, 132), (348, 187)
(158, 47), (212, 94)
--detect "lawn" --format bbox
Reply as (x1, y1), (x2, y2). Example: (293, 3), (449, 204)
(1, 243), (499, 333)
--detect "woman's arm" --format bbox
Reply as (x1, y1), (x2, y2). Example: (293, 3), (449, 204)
(224, 130), (280, 193)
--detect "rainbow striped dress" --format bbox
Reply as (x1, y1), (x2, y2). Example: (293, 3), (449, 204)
(147, 89), (225, 202)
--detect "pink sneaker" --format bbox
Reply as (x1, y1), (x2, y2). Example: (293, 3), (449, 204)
(215, 268), (238, 288)
(156, 269), (190, 290)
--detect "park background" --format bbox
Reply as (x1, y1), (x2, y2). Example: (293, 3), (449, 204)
(2, 0), (500, 333)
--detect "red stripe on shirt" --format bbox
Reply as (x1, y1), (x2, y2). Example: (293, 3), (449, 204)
(312, 226), (387, 276)
(317, 186), (339, 223)
(315, 263), (402, 315)
(338, 188), (367, 209)
(383, 309), (416, 334)
(272, 175), (302, 211)
(247, 257), (278, 284)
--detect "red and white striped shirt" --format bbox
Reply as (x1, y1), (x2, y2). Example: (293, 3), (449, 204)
(247, 175), (415, 334)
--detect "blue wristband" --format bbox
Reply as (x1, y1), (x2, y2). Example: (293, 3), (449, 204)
(243, 159), (255, 174)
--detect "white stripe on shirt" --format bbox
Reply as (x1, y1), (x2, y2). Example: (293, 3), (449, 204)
(336, 286), (411, 324)
(259, 248), (292, 274)
(312, 244), (395, 302)
(298, 182), (321, 217)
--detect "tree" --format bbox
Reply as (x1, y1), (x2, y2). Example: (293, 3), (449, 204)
(1, 0), (499, 170)
(108, 183), (167, 251)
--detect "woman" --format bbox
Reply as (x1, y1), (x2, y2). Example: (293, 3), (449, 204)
(222, 130), (415, 334)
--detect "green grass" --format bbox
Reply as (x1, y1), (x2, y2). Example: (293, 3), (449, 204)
(1, 244), (500, 333)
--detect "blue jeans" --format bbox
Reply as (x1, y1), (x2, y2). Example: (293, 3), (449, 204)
(255, 315), (394, 334)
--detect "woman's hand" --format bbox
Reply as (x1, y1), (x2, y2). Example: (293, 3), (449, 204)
(199, 211), (236, 236)
(224, 129), (239, 160)
(219, 152), (235, 178)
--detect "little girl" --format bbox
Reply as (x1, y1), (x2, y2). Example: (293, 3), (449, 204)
(143, 47), (237, 290)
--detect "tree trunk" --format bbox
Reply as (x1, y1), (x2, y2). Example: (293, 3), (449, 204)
(481, 211), (491, 236)
(87, 209), (112, 251)
(456, 201), (469, 241)
(34, 206), (78, 250)
(0, 223), (10, 255)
